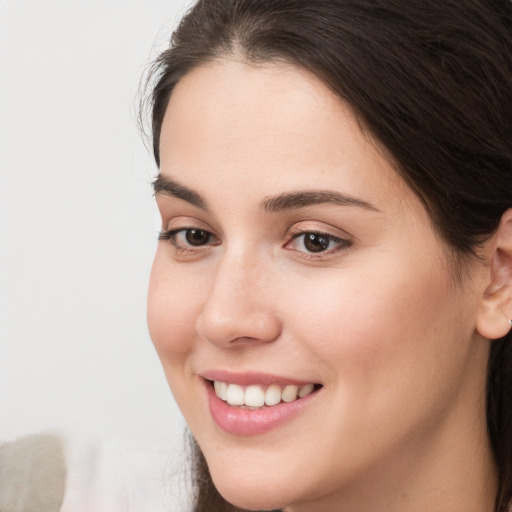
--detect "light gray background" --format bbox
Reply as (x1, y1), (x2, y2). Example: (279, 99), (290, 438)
(0, 0), (191, 442)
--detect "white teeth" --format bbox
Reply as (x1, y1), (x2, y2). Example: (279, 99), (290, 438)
(282, 385), (299, 403)
(214, 380), (228, 401)
(213, 380), (317, 407)
(226, 384), (245, 406)
(244, 385), (265, 407)
(298, 383), (314, 398)
(264, 384), (282, 406)
(218, 381), (228, 401)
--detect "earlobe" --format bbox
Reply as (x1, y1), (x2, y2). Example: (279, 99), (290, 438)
(476, 209), (512, 340)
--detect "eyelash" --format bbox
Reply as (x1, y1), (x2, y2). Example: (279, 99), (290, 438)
(158, 228), (352, 258)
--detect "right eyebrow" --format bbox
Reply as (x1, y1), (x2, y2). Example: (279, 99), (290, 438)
(152, 174), (208, 210)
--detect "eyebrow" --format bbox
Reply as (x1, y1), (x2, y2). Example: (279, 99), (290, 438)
(153, 174), (379, 213)
(260, 190), (379, 213)
(153, 175), (208, 210)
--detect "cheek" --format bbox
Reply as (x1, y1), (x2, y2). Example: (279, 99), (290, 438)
(279, 253), (464, 416)
(147, 251), (201, 364)
(281, 260), (435, 350)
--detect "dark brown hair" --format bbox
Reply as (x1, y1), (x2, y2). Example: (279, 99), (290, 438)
(144, 1), (512, 510)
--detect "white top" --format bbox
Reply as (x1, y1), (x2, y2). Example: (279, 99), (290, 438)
(0, 434), (192, 512)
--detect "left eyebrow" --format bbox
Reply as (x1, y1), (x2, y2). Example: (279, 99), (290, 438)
(260, 190), (379, 212)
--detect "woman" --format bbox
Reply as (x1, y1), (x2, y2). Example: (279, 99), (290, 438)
(144, 1), (512, 510)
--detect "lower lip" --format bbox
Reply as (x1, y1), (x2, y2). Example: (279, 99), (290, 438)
(205, 381), (318, 436)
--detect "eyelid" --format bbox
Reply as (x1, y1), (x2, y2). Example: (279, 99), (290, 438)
(286, 221), (352, 240)
(160, 216), (220, 240)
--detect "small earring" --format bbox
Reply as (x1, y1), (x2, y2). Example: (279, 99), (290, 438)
(509, 319), (512, 328)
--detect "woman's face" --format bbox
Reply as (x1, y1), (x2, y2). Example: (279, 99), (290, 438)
(148, 60), (489, 511)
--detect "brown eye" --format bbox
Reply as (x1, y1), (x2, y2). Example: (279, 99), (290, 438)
(285, 230), (351, 257)
(158, 227), (218, 249)
(185, 228), (212, 246)
(303, 233), (332, 253)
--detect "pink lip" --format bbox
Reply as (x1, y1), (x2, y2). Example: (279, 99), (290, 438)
(200, 369), (316, 387)
(203, 378), (320, 436)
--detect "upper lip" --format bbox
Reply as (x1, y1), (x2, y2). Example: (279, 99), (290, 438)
(199, 370), (320, 387)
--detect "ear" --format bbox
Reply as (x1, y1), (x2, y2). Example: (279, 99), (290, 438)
(476, 209), (512, 340)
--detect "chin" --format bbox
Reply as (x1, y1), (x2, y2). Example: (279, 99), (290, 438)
(216, 487), (287, 511)
(210, 466), (291, 511)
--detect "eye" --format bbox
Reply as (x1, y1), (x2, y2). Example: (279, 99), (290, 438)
(159, 228), (218, 249)
(181, 228), (213, 246)
(287, 231), (350, 255)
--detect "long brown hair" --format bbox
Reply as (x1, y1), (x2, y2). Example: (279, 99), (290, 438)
(144, 1), (512, 510)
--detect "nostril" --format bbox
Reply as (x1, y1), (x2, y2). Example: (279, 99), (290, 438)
(195, 281), (282, 348)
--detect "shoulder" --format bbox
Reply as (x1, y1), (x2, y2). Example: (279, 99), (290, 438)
(0, 433), (66, 512)
(61, 436), (181, 512)
(0, 433), (188, 512)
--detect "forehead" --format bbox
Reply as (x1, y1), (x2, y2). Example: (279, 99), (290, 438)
(162, 59), (356, 157)
(159, 59), (415, 213)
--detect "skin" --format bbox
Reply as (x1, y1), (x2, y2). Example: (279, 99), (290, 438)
(148, 59), (500, 511)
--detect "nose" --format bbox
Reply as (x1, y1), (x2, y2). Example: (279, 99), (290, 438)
(195, 251), (281, 348)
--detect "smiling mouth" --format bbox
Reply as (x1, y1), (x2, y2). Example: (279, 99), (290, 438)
(210, 380), (323, 409)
